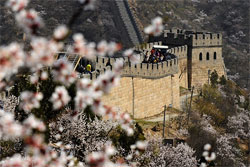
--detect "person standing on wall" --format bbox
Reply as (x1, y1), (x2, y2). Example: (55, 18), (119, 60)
(86, 63), (92, 74)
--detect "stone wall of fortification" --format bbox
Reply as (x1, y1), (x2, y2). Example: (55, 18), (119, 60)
(168, 45), (188, 89)
(102, 74), (180, 119)
(85, 56), (180, 119)
(57, 29), (226, 118)
(191, 47), (226, 88)
(94, 55), (179, 79)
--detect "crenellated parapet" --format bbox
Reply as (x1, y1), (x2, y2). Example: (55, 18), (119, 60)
(121, 58), (178, 78)
(149, 28), (222, 48)
(93, 55), (178, 79)
(191, 33), (222, 47)
(134, 41), (162, 51)
(163, 30), (191, 46)
(167, 45), (188, 59)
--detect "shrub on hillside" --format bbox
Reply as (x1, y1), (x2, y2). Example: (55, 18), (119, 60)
(210, 70), (219, 86)
(49, 110), (118, 162)
(132, 139), (198, 167)
(187, 123), (217, 161)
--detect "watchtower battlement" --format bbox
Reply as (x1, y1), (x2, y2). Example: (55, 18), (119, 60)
(149, 28), (222, 48)
(164, 28), (222, 47)
(191, 32), (222, 47)
(167, 45), (187, 59)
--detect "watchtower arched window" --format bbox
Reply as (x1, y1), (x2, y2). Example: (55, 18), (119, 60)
(206, 52), (210, 60)
(214, 52), (217, 60)
(199, 53), (202, 61)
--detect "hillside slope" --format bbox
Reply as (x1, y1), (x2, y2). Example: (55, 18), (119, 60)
(132, 0), (249, 89)
(0, 0), (133, 48)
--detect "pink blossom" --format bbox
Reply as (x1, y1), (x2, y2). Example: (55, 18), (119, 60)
(204, 143), (211, 151)
(6, 0), (29, 12)
(202, 143), (216, 164)
(30, 73), (39, 84)
(53, 25), (69, 40)
(0, 109), (23, 139)
(23, 114), (46, 133)
(93, 70), (120, 94)
(77, 78), (92, 90)
(144, 16), (163, 36)
(50, 86), (71, 110)
(86, 152), (105, 167)
(73, 33), (96, 60)
(0, 43), (25, 81)
(41, 71), (48, 80)
(74, 90), (94, 110)
(30, 70), (49, 84)
(113, 59), (124, 74)
(136, 141), (147, 151)
(0, 154), (29, 167)
(123, 49), (140, 64)
(15, 9), (44, 34)
(20, 91), (43, 112)
(91, 101), (134, 136)
(52, 59), (77, 86)
(29, 37), (63, 68)
(97, 40), (108, 57)
(97, 40), (121, 57)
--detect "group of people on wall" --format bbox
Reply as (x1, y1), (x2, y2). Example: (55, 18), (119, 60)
(142, 49), (176, 64)
(77, 59), (93, 74)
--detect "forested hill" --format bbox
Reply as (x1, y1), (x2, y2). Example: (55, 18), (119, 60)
(0, 0), (132, 48)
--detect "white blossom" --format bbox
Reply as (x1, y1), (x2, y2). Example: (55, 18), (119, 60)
(0, 43), (25, 81)
(227, 110), (250, 139)
(52, 58), (77, 86)
(144, 17), (163, 36)
(20, 91), (43, 112)
(136, 141), (147, 150)
(123, 49), (140, 64)
(53, 25), (69, 40)
(29, 37), (63, 68)
(15, 9), (44, 34)
(23, 114), (46, 133)
(6, 0), (29, 12)
(72, 33), (96, 60)
(0, 109), (23, 139)
(204, 143), (211, 151)
(50, 86), (71, 110)
(97, 40), (121, 57)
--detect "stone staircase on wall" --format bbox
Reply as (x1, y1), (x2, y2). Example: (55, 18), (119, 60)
(115, 0), (142, 45)
(123, 0), (144, 43)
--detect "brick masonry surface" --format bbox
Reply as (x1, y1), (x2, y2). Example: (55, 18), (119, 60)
(102, 75), (180, 119)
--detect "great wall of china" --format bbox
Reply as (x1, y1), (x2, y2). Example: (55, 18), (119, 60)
(115, 0), (143, 45)
(78, 27), (226, 118)
(0, 1), (227, 119)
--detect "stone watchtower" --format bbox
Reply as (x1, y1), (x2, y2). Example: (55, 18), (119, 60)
(148, 28), (226, 89)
